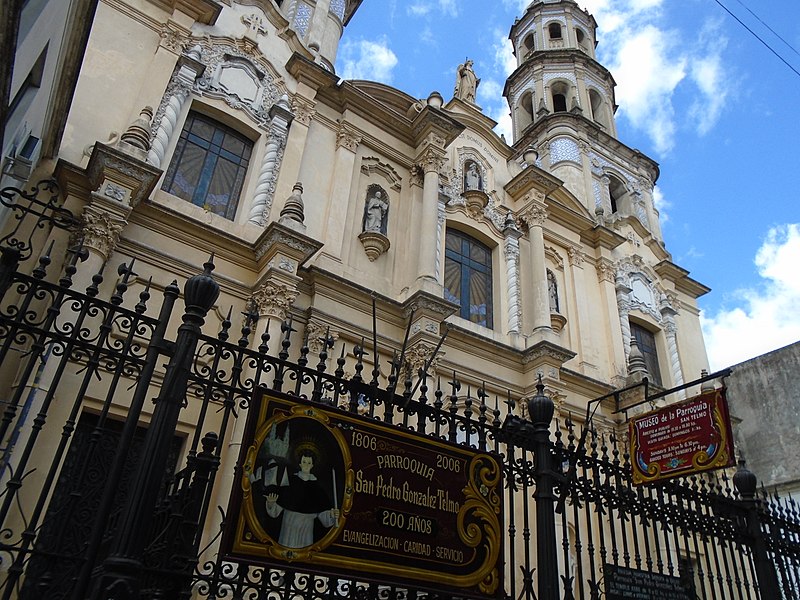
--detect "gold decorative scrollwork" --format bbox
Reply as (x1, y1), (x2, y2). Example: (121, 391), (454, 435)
(457, 454), (502, 594)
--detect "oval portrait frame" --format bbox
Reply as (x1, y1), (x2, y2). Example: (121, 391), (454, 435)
(241, 404), (354, 561)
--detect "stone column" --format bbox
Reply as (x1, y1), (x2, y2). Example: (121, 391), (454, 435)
(615, 275), (632, 363)
(147, 46), (205, 168)
(660, 296), (684, 391)
(273, 94), (316, 216)
(503, 217), (522, 334)
(415, 147), (446, 286)
(306, 0), (332, 53)
(595, 258), (626, 384)
(322, 121), (360, 257)
(205, 220), (321, 554)
(520, 200), (551, 333)
(435, 197), (445, 281)
(567, 246), (593, 366)
(247, 96), (293, 226)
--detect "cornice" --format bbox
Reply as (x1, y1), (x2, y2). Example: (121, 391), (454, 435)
(654, 260), (711, 299)
(579, 224), (626, 251)
(286, 52), (340, 91)
(517, 112), (660, 183)
(504, 164), (562, 201)
(411, 106), (465, 149)
(144, 0), (220, 24)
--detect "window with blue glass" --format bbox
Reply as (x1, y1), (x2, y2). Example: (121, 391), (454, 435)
(444, 228), (493, 329)
(162, 112), (252, 220)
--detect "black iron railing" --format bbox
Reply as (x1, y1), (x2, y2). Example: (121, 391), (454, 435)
(0, 181), (797, 600)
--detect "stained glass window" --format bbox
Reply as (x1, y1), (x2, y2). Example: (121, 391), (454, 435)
(162, 112), (252, 220)
(444, 229), (493, 329)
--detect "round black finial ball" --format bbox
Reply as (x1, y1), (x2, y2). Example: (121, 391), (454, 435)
(527, 376), (554, 426)
(184, 255), (221, 313)
(733, 459), (757, 498)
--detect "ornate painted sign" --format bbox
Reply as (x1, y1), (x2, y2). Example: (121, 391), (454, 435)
(223, 390), (503, 598)
(630, 388), (735, 486)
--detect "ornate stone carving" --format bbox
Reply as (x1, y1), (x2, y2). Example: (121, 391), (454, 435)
(251, 281), (298, 320)
(596, 258), (615, 283)
(404, 341), (444, 378)
(248, 95), (292, 225)
(159, 21), (189, 53)
(358, 231), (390, 261)
(361, 157), (402, 191)
(291, 95), (316, 126)
(148, 48), (201, 167)
(103, 183), (126, 202)
(306, 320), (338, 354)
(417, 147), (446, 174)
(462, 189), (489, 220)
(519, 203), (547, 229)
(567, 246), (585, 267)
(81, 209), (126, 260)
(336, 124), (361, 152)
(242, 13), (268, 36)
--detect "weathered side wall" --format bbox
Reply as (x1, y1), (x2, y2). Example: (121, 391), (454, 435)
(726, 341), (800, 490)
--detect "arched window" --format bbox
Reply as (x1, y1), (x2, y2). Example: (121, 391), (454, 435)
(576, 28), (585, 44)
(548, 22), (562, 39)
(551, 81), (569, 113)
(444, 229), (493, 329)
(589, 89), (607, 128)
(608, 175), (627, 214)
(519, 91), (534, 131)
(162, 111), (253, 220)
(523, 33), (535, 55)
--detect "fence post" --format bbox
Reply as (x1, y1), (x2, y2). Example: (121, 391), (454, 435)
(89, 258), (220, 600)
(529, 378), (560, 600)
(733, 461), (780, 599)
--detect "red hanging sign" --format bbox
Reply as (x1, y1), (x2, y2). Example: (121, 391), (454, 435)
(630, 388), (735, 486)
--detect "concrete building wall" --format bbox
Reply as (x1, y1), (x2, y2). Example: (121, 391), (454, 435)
(726, 341), (800, 492)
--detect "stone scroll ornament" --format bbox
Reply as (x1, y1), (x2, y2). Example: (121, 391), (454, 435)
(225, 392), (503, 597)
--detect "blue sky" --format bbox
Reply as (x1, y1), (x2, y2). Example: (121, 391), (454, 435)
(335, 0), (800, 370)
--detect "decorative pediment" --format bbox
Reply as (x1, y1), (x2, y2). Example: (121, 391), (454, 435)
(189, 37), (289, 128)
(361, 157), (402, 192)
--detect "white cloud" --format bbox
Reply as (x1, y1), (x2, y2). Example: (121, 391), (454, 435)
(701, 224), (800, 370)
(438, 0), (457, 17)
(492, 29), (517, 76)
(652, 185), (669, 223)
(477, 78), (503, 104)
(338, 37), (399, 83)
(407, 2), (431, 16)
(577, 0), (732, 155)
(609, 25), (685, 153)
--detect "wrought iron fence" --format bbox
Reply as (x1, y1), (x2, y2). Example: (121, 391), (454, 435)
(0, 180), (797, 600)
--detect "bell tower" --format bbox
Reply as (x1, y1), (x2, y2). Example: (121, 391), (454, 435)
(505, 0), (617, 142)
(504, 0), (663, 244)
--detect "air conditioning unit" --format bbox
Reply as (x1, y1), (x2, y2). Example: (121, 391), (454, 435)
(3, 134), (41, 182)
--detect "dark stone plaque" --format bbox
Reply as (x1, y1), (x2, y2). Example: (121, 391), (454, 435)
(604, 564), (691, 600)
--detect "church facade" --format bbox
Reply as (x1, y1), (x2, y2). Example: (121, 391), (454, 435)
(0, 0), (727, 597)
(42, 0), (709, 415)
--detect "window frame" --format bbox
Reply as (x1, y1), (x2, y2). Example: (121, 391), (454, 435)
(630, 321), (663, 386)
(161, 110), (254, 221)
(444, 228), (494, 329)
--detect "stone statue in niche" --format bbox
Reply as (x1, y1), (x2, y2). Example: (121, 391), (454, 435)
(454, 59), (480, 103)
(362, 186), (389, 235)
(464, 161), (482, 191)
(547, 269), (560, 313)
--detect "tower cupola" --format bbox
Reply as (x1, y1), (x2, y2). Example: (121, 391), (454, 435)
(504, 0), (617, 143)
